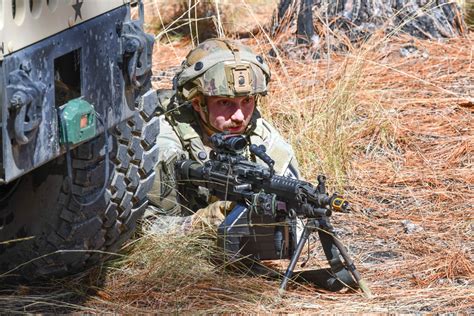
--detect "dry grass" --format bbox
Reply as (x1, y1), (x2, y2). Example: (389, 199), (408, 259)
(1, 0), (473, 313)
(143, 0), (277, 42)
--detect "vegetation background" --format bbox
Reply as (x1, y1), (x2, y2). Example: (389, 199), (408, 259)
(1, 0), (472, 313)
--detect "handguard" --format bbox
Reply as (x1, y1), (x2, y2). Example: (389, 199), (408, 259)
(175, 133), (371, 297)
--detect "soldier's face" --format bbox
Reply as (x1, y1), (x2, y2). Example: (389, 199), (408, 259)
(192, 95), (255, 134)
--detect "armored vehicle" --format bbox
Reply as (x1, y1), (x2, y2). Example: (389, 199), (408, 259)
(0, 0), (158, 278)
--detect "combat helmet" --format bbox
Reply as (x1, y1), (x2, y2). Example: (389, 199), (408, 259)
(174, 39), (271, 102)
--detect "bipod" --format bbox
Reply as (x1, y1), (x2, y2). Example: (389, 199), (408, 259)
(279, 218), (372, 297)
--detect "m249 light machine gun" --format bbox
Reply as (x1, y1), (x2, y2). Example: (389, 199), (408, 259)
(176, 133), (371, 295)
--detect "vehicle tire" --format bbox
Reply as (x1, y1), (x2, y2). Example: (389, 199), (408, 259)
(0, 89), (159, 279)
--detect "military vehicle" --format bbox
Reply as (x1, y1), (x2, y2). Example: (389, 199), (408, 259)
(0, 0), (158, 278)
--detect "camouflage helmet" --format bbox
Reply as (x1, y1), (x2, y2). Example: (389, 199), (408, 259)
(175, 39), (271, 101)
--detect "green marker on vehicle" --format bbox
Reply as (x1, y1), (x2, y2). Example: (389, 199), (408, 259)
(59, 98), (97, 145)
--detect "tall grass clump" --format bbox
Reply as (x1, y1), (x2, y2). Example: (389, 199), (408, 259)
(89, 225), (284, 313)
(318, 56), (366, 186)
(264, 34), (393, 190)
(107, 229), (217, 290)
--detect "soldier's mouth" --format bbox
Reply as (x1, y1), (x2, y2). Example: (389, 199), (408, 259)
(227, 126), (244, 133)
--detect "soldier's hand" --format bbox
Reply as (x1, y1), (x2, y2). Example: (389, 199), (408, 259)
(191, 201), (235, 231)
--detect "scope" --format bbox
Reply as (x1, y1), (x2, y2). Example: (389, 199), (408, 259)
(210, 133), (248, 152)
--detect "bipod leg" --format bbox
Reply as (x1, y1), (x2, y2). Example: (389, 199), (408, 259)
(319, 219), (372, 298)
(279, 219), (317, 295)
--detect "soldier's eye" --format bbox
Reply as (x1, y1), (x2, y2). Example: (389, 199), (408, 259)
(242, 97), (252, 106)
(219, 100), (231, 106)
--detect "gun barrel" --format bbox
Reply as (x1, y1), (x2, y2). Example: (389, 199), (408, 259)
(301, 204), (332, 217)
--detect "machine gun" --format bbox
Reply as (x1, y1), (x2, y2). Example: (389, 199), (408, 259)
(176, 133), (370, 295)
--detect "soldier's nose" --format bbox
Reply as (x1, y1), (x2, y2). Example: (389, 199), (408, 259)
(231, 109), (244, 122)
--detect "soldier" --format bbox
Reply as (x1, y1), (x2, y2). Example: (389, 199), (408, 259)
(147, 38), (300, 232)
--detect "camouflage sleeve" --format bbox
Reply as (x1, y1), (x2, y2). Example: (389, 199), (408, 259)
(147, 115), (188, 216)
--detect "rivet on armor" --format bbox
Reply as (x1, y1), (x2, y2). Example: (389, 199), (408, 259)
(194, 62), (204, 71)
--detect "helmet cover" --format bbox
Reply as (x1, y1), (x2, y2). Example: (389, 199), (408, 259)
(175, 39), (271, 101)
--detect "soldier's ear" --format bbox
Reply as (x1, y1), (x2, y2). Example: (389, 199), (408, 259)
(191, 96), (207, 113)
(191, 97), (202, 112)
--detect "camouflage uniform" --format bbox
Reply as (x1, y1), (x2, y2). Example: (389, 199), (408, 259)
(147, 39), (300, 229)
